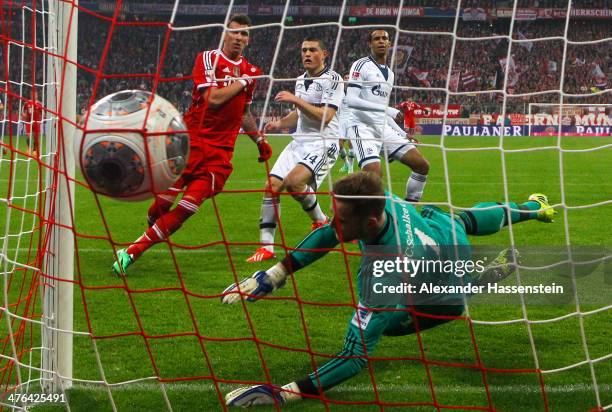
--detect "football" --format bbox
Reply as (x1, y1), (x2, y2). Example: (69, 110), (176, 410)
(75, 90), (189, 201)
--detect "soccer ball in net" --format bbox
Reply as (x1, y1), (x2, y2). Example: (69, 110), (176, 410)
(75, 90), (189, 201)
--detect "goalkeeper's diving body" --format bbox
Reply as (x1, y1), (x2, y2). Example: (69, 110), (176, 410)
(222, 172), (556, 407)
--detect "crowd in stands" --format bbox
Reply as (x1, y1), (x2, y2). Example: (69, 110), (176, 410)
(1, 10), (609, 122)
(112, 0), (612, 8)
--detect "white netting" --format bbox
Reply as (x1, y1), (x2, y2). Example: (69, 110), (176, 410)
(0, 0), (609, 410)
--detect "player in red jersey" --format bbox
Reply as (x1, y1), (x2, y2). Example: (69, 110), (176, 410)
(22, 98), (43, 157)
(113, 14), (273, 275)
(398, 100), (429, 141)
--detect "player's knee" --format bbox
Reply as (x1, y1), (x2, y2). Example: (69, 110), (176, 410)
(265, 177), (284, 195)
(284, 177), (307, 197)
(362, 161), (381, 176)
(414, 156), (430, 175)
(403, 151), (429, 175)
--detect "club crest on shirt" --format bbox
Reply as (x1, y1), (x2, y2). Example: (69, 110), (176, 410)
(233, 66), (240, 77)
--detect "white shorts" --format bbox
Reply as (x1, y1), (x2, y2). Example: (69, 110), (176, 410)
(348, 124), (416, 168)
(270, 139), (339, 190)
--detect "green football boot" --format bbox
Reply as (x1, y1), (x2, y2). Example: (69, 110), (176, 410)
(528, 193), (556, 223)
(112, 248), (134, 276)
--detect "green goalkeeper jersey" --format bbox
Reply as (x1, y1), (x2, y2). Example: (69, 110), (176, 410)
(282, 192), (473, 305)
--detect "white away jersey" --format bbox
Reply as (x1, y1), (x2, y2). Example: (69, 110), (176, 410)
(347, 55), (395, 127)
(294, 67), (344, 142)
(338, 96), (351, 137)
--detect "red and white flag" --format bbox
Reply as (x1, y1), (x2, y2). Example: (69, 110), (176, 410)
(409, 67), (431, 87)
(461, 70), (477, 90)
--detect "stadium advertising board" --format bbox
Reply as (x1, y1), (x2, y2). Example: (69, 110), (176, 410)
(418, 124), (611, 136)
(79, 3), (612, 19)
(352, 6), (424, 16)
(532, 113), (612, 126)
(419, 124), (525, 136)
(414, 104), (462, 118)
(531, 126), (612, 136)
(495, 7), (612, 19)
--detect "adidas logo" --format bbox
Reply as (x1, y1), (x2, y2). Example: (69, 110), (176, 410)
(222, 67), (231, 73)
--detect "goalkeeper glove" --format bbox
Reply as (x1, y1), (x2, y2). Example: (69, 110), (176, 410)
(256, 134), (273, 162)
(221, 270), (286, 304)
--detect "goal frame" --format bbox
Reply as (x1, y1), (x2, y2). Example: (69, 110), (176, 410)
(40, 0), (78, 394)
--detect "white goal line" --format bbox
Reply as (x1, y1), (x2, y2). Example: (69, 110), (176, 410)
(67, 381), (611, 395)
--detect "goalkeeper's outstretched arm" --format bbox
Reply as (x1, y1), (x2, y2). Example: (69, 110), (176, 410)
(221, 223), (339, 304)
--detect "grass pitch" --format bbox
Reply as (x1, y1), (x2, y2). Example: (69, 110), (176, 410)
(1, 134), (610, 411)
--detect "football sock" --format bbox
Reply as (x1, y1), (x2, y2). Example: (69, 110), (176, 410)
(405, 172), (427, 202)
(280, 382), (302, 402)
(127, 202), (197, 259)
(147, 196), (175, 226)
(458, 201), (540, 235)
(260, 197), (279, 252)
(296, 186), (326, 222)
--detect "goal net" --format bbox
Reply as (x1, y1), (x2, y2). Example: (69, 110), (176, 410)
(0, 1), (610, 411)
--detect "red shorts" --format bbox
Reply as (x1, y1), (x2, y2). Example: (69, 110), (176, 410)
(169, 143), (234, 205)
(404, 119), (416, 129)
(25, 123), (41, 136)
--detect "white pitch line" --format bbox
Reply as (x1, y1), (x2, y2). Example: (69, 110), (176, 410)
(5, 247), (250, 255)
(1, 178), (612, 187)
(68, 381), (611, 395)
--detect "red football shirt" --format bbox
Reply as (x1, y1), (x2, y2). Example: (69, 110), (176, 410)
(23, 100), (43, 134)
(184, 49), (258, 150)
(399, 101), (426, 129)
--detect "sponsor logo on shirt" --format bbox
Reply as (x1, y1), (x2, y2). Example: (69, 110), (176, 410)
(371, 85), (389, 97)
(401, 203), (415, 257)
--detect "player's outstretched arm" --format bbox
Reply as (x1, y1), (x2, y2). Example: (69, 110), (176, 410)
(222, 222), (339, 304)
(222, 263), (289, 304)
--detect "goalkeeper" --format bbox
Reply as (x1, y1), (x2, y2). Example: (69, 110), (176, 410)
(222, 172), (555, 407)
